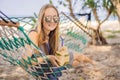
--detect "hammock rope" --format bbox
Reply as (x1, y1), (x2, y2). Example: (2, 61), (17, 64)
(0, 24), (71, 80)
(0, 11), (89, 80)
(0, 14), (70, 80)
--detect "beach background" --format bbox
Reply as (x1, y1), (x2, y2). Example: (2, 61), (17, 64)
(0, 0), (120, 80)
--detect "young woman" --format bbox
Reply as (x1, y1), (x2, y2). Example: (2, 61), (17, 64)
(29, 4), (61, 67)
(28, 4), (95, 80)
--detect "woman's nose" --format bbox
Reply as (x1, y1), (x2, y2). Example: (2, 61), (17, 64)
(51, 18), (54, 23)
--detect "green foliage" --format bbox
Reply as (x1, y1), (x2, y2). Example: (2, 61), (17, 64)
(49, 0), (53, 4)
(84, 0), (97, 9)
(63, 3), (67, 7)
(103, 0), (110, 8)
(103, 0), (116, 14)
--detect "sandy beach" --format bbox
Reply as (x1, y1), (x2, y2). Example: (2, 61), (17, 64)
(0, 44), (120, 80)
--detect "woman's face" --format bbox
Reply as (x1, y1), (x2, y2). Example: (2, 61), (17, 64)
(43, 7), (59, 32)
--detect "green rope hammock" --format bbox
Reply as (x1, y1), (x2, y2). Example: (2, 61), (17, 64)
(0, 11), (90, 80)
(0, 25), (71, 80)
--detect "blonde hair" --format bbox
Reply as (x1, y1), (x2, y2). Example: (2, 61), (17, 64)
(35, 4), (59, 55)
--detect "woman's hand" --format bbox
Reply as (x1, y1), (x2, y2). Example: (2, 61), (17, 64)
(47, 55), (60, 67)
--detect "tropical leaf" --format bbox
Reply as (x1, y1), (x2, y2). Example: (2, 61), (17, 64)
(84, 0), (97, 9)
(63, 3), (67, 7)
(49, 0), (53, 4)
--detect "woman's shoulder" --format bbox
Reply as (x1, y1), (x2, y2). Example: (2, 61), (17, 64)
(28, 29), (39, 42)
(28, 30), (39, 46)
(29, 30), (39, 37)
(29, 25), (39, 35)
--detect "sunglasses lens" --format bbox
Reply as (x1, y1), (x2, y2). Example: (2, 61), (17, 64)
(45, 17), (51, 23)
(54, 17), (59, 23)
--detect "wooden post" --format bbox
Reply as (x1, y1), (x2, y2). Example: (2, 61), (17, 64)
(0, 20), (19, 27)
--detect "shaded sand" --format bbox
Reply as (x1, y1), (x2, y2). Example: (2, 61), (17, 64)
(59, 44), (120, 80)
(0, 44), (120, 80)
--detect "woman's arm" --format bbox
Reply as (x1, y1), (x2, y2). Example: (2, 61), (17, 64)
(21, 31), (44, 65)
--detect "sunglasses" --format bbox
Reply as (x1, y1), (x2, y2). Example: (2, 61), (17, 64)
(44, 15), (59, 23)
